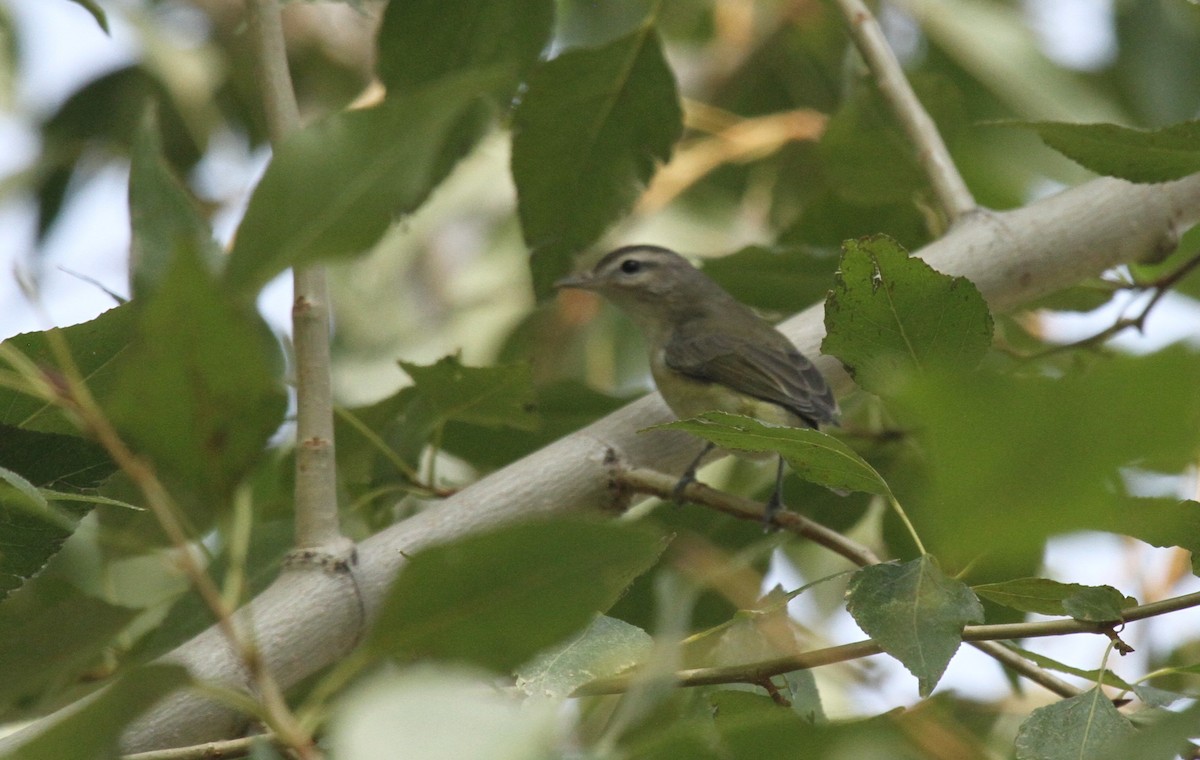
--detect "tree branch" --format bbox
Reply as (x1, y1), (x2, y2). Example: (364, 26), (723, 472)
(247, 0), (344, 551)
(835, 0), (976, 223)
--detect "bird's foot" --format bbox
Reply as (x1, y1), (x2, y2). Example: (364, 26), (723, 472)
(763, 490), (784, 531)
(671, 471), (698, 503)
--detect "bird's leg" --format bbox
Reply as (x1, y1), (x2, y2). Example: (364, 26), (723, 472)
(764, 455), (786, 527)
(672, 442), (715, 503)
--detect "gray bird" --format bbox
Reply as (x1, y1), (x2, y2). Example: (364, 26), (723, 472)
(555, 244), (838, 521)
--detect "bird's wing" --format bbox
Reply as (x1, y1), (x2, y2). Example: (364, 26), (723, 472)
(664, 330), (838, 427)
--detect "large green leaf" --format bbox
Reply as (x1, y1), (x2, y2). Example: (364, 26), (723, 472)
(845, 556), (984, 696)
(1014, 687), (1135, 760)
(127, 108), (220, 299)
(513, 25), (682, 298)
(368, 518), (667, 672)
(224, 73), (495, 294)
(652, 412), (890, 496)
(376, 0), (552, 102)
(1012, 119), (1200, 183)
(822, 235), (993, 396)
(4, 664), (189, 760)
(103, 243), (286, 504)
(901, 349), (1200, 566)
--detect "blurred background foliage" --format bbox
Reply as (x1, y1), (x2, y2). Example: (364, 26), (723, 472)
(2, 0), (1200, 756)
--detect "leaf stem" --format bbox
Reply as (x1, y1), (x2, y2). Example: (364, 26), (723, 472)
(887, 494), (927, 555)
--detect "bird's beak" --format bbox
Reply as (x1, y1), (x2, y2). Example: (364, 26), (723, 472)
(553, 272), (594, 290)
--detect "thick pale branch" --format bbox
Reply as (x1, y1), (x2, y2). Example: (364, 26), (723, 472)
(835, 0), (976, 222)
(7, 172), (1199, 754)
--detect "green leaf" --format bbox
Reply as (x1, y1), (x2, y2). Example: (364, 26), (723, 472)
(515, 615), (652, 698)
(1014, 687), (1135, 760)
(0, 305), (135, 435)
(900, 349), (1200, 567)
(845, 556), (984, 697)
(974, 578), (1136, 620)
(700, 245), (840, 315)
(650, 412), (890, 496)
(128, 107), (220, 299)
(368, 518), (667, 672)
(225, 73), (494, 294)
(1011, 120), (1200, 183)
(399, 355), (539, 431)
(1098, 699), (1200, 760)
(822, 235), (993, 395)
(66, 0), (109, 33)
(3, 664), (189, 759)
(102, 243), (286, 503)
(376, 0), (552, 102)
(0, 580), (138, 716)
(513, 25), (682, 299)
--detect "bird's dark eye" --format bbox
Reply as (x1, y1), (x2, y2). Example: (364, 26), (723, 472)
(620, 259), (642, 274)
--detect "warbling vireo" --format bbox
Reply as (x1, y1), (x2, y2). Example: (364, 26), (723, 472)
(555, 244), (838, 521)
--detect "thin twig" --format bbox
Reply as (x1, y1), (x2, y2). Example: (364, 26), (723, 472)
(246, 0), (343, 550)
(615, 467), (881, 567)
(1021, 249), (1200, 359)
(834, 0), (976, 223)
